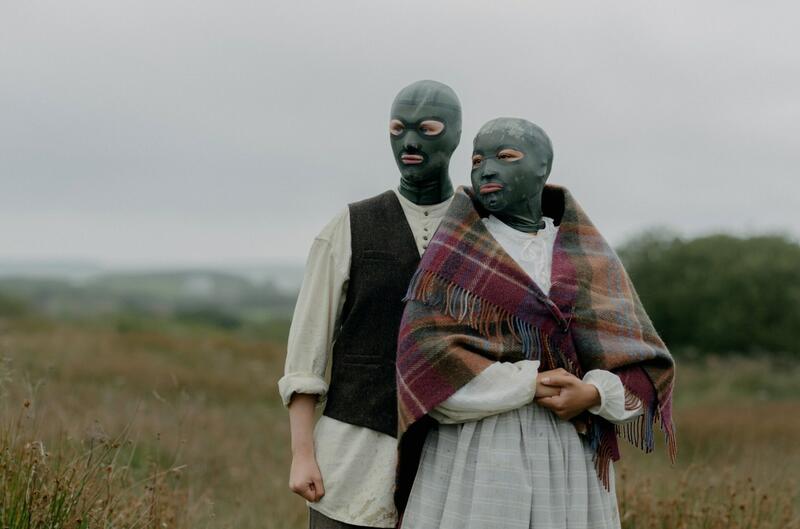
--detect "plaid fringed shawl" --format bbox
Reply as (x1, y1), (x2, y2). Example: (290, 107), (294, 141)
(395, 185), (676, 514)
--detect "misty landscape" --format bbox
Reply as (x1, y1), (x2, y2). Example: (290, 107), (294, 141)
(3, 0), (799, 527)
(1, 229), (798, 528)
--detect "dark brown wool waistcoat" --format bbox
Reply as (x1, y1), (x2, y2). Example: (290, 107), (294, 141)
(323, 190), (420, 437)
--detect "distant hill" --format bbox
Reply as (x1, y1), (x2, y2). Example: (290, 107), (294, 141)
(0, 262), (305, 323)
(0, 261), (304, 294)
(0, 259), (104, 281)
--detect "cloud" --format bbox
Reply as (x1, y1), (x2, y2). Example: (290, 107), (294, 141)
(1, 0), (798, 264)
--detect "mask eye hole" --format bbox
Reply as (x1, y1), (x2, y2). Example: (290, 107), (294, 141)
(419, 120), (445, 136)
(497, 148), (524, 162)
(390, 119), (405, 136)
(471, 154), (484, 168)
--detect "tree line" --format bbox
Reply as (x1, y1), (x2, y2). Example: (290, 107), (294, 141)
(618, 229), (800, 355)
(2, 231), (799, 355)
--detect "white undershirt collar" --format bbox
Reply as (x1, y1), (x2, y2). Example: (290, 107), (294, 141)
(392, 188), (453, 216)
(483, 215), (557, 241)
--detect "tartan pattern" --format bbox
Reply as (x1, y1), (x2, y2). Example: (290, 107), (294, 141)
(396, 185), (676, 493)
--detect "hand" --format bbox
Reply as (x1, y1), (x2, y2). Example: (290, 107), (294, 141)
(534, 368), (562, 399)
(534, 369), (601, 421)
(289, 450), (325, 502)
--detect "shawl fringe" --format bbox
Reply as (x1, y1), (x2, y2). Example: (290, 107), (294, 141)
(404, 267), (677, 490)
(404, 268), (579, 374)
(592, 400), (678, 488)
(396, 186), (676, 506)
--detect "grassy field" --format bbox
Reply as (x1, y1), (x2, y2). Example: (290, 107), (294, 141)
(1, 314), (798, 528)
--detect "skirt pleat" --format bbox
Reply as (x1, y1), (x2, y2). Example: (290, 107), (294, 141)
(402, 403), (621, 529)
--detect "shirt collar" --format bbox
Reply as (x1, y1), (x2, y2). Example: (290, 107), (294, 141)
(483, 215), (557, 241)
(392, 188), (453, 215)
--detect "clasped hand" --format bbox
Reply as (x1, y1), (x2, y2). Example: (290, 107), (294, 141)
(534, 368), (601, 421)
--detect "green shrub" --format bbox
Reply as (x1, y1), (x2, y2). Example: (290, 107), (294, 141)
(618, 230), (800, 355)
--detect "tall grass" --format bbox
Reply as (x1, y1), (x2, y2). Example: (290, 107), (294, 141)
(0, 315), (797, 528)
(0, 378), (189, 528)
(619, 469), (798, 529)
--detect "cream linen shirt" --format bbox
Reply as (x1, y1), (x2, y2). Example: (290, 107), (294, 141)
(279, 189), (452, 528)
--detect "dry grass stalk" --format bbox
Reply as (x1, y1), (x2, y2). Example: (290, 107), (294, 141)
(0, 399), (188, 529)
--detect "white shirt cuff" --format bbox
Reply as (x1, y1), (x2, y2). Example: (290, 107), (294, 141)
(582, 369), (643, 424)
(277, 373), (329, 407)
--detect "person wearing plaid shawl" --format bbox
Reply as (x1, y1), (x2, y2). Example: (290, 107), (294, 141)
(395, 118), (676, 529)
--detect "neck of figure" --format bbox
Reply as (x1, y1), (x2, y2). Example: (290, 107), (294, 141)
(398, 171), (454, 206)
(494, 195), (545, 233)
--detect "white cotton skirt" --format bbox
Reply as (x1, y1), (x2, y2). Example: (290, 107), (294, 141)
(401, 403), (622, 529)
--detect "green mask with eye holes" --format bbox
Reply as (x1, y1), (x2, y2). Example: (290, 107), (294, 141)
(390, 80), (462, 205)
(470, 117), (554, 233)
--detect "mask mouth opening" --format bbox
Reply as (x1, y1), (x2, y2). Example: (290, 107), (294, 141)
(479, 182), (504, 194)
(400, 152), (426, 165)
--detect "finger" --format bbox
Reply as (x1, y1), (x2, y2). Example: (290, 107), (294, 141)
(540, 368), (568, 377)
(538, 368), (563, 378)
(308, 482), (317, 502)
(536, 385), (560, 398)
(540, 374), (576, 387)
(536, 395), (560, 409)
(300, 482), (316, 502)
(314, 477), (326, 501)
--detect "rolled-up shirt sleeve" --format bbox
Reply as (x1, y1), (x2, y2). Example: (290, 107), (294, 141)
(278, 209), (350, 407)
(430, 360), (540, 424)
(582, 369), (643, 424)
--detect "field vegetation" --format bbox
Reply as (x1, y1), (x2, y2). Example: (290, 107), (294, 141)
(1, 231), (799, 528)
(1, 309), (796, 528)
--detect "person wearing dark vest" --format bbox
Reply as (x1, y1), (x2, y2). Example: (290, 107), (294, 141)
(278, 80), (462, 529)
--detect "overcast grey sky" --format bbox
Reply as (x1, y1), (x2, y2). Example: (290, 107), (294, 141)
(2, 0), (798, 266)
